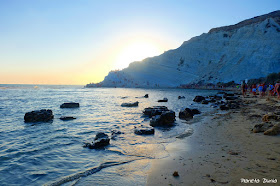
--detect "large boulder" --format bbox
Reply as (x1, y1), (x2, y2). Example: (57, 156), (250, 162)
(143, 106), (169, 117)
(134, 126), (155, 135)
(83, 132), (110, 149)
(24, 109), (54, 122)
(193, 96), (205, 102)
(121, 101), (139, 107)
(179, 108), (194, 119)
(144, 94), (149, 98)
(60, 102), (80, 108)
(150, 111), (176, 127)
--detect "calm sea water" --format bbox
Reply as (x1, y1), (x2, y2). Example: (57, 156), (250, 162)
(0, 85), (218, 185)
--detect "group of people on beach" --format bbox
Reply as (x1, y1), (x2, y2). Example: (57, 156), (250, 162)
(241, 81), (280, 99)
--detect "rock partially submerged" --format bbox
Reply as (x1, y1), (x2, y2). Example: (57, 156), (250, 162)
(179, 108), (194, 119)
(134, 126), (155, 135)
(179, 108), (201, 120)
(144, 94), (149, 98)
(158, 98), (168, 102)
(178, 96), (185, 99)
(24, 109), (54, 122)
(193, 96), (205, 102)
(83, 132), (110, 149)
(143, 106), (169, 117)
(60, 102), (80, 108)
(60, 116), (76, 121)
(121, 101), (139, 107)
(150, 110), (176, 127)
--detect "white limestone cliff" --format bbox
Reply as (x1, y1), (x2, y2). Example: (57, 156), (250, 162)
(88, 11), (280, 88)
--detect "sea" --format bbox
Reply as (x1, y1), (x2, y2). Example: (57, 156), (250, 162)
(0, 84), (219, 186)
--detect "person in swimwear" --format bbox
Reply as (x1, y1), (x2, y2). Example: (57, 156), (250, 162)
(241, 81), (247, 97)
(275, 81), (280, 99)
(257, 83), (263, 97)
(269, 83), (274, 96)
(252, 84), (257, 96)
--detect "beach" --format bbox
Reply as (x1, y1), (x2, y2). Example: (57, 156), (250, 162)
(147, 95), (280, 185)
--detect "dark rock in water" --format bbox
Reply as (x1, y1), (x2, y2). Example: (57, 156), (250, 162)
(143, 106), (169, 117)
(134, 126), (155, 135)
(24, 109), (54, 122)
(84, 132), (110, 149)
(214, 95), (223, 100)
(111, 130), (123, 140)
(60, 102), (80, 108)
(209, 99), (216, 103)
(60, 116), (76, 121)
(220, 105), (229, 110)
(179, 108), (194, 119)
(264, 124), (280, 136)
(224, 93), (235, 97)
(121, 96), (128, 99)
(193, 96), (205, 102)
(150, 111), (176, 127)
(191, 109), (201, 115)
(121, 101), (139, 107)
(252, 123), (273, 133)
(144, 94), (149, 98)
(178, 96), (185, 99)
(225, 96), (238, 100)
(111, 130), (122, 135)
(158, 98), (168, 102)
(201, 100), (209, 104)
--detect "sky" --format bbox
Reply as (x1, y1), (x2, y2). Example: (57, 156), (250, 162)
(0, 0), (279, 85)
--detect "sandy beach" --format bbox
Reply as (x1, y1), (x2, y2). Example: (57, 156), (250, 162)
(147, 95), (280, 186)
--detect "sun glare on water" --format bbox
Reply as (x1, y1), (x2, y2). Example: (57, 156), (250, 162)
(114, 40), (162, 70)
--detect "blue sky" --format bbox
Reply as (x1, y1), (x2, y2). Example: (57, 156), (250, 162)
(0, 0), (279, 84)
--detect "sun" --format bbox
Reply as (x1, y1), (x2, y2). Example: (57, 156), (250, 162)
(113, 40), (162, 70)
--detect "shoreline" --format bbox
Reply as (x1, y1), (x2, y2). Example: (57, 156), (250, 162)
(146, 95), (280, 185)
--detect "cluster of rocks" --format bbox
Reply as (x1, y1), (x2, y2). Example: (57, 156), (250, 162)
(193, 92), (240, 111)
(143, 106), (176, 127)
(24, 102), (80, 123)
(252, 114), (280, 136)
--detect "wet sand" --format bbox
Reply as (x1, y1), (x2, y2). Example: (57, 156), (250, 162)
(147, 95), (280, 185)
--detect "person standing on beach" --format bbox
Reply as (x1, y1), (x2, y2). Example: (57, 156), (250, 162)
(252, 84), (257, 96)
(241, 81), (247, 97)
(269, 83), (274, 96)
(274, 81), (280, 99)
(258, 83), (264, 97)
(262, 83), (268, 97)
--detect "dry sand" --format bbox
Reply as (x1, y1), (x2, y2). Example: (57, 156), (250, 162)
(146, 95), (280, 186)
